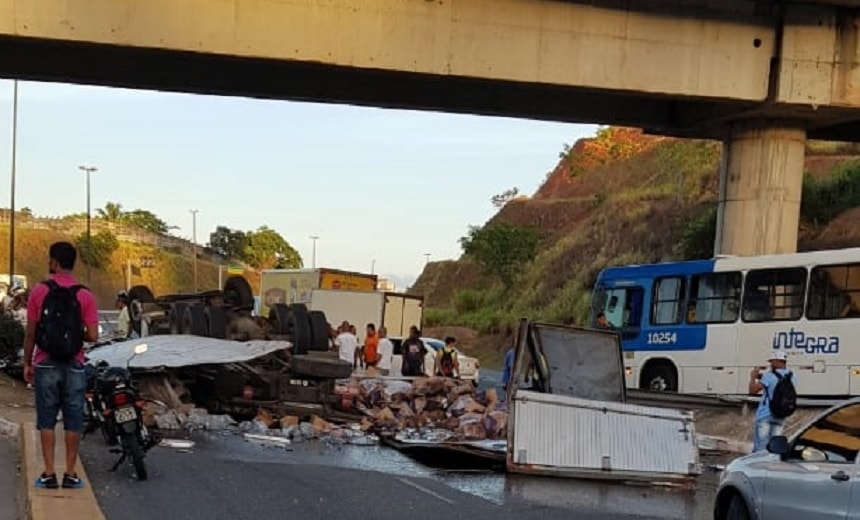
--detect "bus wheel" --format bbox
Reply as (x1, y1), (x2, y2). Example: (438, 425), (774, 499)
(641, 362), (677, 392)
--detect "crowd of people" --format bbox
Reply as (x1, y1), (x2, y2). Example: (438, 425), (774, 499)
(331, 322), (461, 378)
(1, 284), (29, 327)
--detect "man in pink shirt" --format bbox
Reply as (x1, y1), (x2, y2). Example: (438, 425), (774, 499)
(23, 242), (99, 490)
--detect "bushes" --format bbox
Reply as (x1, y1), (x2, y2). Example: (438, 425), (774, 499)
(75, 230), (120, 268)
(677, 205), (717, 260)
(801, 161), (860, 227)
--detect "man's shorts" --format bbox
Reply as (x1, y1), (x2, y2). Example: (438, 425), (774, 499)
(34, 360), (86, 433)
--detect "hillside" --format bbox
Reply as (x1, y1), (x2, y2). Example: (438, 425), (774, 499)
(413, 128), (860, 367)
(0, 225), (260, 305)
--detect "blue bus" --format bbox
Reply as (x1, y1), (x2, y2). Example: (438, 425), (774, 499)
(590, 248), (859, 396)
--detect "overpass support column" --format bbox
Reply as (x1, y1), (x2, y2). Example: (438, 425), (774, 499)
(714, 122), (806, 257)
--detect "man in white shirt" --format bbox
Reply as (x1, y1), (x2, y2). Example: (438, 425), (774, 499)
(116, 291), (132, 338)
(377, 327), (394, 376)
(335, 322), (358, 366)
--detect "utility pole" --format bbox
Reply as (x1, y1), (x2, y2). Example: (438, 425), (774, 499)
(423, 253), (432, 265)
(8, 80), (17, 284)
(78, 164), (98, 284)
(190, 209), (199, 292)
(371, 259), (376, 274)
(309, 235), (319, 268)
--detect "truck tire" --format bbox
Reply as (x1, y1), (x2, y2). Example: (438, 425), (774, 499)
(269, 304), (291, 335)
(223, 276), (254, 309)
(309, 311), (330, 352)
(182, 305), (208, 336)
(291, 355), (353, 379)
(169, 302), (190, 335)
(288, 306), (312, 355)
(128, 285), (155, 335)
(205, 306), (228, 339)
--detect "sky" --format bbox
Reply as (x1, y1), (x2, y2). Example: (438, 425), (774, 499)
(0, 79), (596, 289)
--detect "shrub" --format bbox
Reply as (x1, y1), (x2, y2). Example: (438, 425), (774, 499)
(677, 205), (717, 260)
(452, 289), (486, 314)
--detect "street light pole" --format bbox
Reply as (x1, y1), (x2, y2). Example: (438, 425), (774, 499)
(78, 164), (98, 284)
(309, 235), (319, 268)
(8, 80), (18, 284)
(371, 259), (376, 274)
(190, 209), (199, 292)
(423, 253), (432, 265)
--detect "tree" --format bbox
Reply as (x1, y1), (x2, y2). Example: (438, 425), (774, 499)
(459, 223), (540, 285)
(97, 201), (124, 222)
(76, 230), (120, 268)
(209, 226), (248, 259)
(491, 187), (520, 208)
(243, 226), (303, 269)
(123, 209), (171, 234)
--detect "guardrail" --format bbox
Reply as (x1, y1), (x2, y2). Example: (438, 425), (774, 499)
(627, 389), (841, 411)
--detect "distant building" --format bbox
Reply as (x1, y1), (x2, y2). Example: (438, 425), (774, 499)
(377, 278), (396, 292)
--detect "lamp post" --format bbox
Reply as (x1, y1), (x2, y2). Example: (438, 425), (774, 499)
(423, 253), (431, 265)
(371, 259), (376, 274)
(190, 209), (199, 292)
(309, 235), (319, 268)
(8, 80), (18, 284)
(78, 164), (98, 284)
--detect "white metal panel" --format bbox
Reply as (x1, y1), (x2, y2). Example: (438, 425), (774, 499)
(509, 390), (698, 479)
(87, 335), (290, 369)
(310, 289), (385, 334)
(714, 247), (860, 272)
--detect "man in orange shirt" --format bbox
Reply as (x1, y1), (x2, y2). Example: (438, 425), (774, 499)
(363, 323), (380, 369)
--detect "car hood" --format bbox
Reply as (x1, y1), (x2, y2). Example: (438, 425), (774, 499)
(724, 450), (776, 477)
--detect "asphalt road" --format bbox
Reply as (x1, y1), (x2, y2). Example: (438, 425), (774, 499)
(79, 431), (719, 520)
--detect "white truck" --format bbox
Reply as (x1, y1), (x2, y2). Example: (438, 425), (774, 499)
(308, 289), (424, 338)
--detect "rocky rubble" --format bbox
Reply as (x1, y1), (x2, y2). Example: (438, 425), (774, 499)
(346, 376), (508, 442)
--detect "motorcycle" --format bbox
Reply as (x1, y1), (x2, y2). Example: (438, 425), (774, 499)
(87, 343), (159, 480)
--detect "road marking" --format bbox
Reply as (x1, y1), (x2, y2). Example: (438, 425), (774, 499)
(396, 477), (456, 504)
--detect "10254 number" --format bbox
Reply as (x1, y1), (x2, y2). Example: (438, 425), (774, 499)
(647, 332), (677, 345)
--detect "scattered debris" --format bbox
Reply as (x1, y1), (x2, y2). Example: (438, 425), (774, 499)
(159, 439), (196, 450)
(340, 377), (507, 441)
(244, 433), (292, 447)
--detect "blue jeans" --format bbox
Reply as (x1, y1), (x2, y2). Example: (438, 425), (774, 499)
(34, 360), (86, 433)
(753, 417), (784, 452)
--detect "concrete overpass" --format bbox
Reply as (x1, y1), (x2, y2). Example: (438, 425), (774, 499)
(2, 0), (860, 257)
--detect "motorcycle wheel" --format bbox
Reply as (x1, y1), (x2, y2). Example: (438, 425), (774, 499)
(100, 420), (118, 446)
(124, 434), (148, 481)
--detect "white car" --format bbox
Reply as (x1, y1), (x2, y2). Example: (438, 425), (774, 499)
(388, 337), (480, 384)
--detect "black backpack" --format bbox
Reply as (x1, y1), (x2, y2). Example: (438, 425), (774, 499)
(768, 370), (797, 419)
(440, 348), (455, 377)
(35, 280), (85, 362)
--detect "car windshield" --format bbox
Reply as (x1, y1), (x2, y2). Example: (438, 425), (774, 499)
(424, 339), (444, 351)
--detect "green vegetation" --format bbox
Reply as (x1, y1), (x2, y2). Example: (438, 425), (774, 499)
(76, 230), (120, 268)
(96, 201), (173, 234)
(459, 222), (539, 286)
(210, 225), (302, 269)
(415, 130), (860, 344)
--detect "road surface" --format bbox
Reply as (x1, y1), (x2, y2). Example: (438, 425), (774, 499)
(80, 432), (719, 520)
(0, 437), (20, 520)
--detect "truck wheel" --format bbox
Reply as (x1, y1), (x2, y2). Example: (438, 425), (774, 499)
(291, 355), (353, 379)
(205, 306), (228, 339)
(309, 311), (330, 352)
(223, 276), (254, 310)
(182, 305), (208, 336)
(268, 304), (291, 335)
(288, 306), (312, 355)
(128, 285), (155, 335)
(169, 302), (190, 335)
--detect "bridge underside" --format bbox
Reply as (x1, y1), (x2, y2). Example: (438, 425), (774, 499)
(0, 35), (857, 142)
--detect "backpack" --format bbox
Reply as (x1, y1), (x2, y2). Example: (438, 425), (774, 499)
(768, 370), (797, 419)
(35, 280), (85, 362)
(439, 348), (456, 377)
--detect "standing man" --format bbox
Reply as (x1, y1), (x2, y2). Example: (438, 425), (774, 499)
(335, 322), (358, 366)
(363, 323), (380, 370)
(23, 242), (99, 489)
(115, 291), (132, 339)
(749, 351), (797, 452)
(401, 325), (426, 377)
(376, 327), (394, 376)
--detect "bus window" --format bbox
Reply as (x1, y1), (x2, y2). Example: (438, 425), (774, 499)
(687, 272), (741, 324)
(742, 268), (806, 322)
(651, 277), (685, 325)
(808, 263), (860, 320)
(599, 286), (644, 338)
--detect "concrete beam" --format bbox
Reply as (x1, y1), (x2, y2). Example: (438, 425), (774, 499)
(0, 0), (775, 102)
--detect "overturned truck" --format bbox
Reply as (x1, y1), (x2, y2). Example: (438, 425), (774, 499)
(114, 276), (354, 418)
